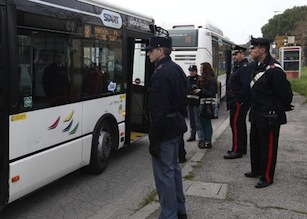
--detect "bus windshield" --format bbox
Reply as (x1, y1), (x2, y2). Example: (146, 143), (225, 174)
(168, 29), (198, 47)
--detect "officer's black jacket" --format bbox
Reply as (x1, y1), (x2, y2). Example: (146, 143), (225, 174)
(249, 53), (293, 126)
(226, 58), (252, 110)
(148, 56), (187, 142)
(187, 75), (200, 105)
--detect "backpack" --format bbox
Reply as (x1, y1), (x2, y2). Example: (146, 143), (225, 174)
(252, 63), (294, 111)
(271, 63), (294, 111)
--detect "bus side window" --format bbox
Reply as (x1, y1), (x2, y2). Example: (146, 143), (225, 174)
(70, 47), (84, 99)
(42, 50), (70, 105)
(33, 49), (52, 105)
(18, 35), (33, 108)
(82, 65), (107, 96)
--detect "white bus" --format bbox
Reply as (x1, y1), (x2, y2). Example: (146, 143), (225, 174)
(0, 0), (156, 209)
(168, 24), (233, 100)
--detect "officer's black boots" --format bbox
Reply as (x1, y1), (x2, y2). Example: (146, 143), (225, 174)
(224, 152), (242, 159)
(244, 172), (260, 178)
(255, 180), (272, 188)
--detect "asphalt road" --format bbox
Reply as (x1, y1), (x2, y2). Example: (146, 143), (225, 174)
(0, 100), (229, 219)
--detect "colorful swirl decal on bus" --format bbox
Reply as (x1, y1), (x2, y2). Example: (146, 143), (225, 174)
(63, 120), (73, 132)
(48, 110), (79, 135)
(48, 116), (60, 130)
(64, 110), (74, 122)
(69, 122), (79, 135)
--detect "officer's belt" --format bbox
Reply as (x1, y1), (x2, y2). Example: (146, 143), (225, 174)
(187, 95), (199, 99)
(252, 105), (277, 113)
(227, 90), (240, 94)
(226, 90), (240, 97)
(166, 111), (180, 118)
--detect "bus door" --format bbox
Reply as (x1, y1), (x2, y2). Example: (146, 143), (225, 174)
(0, 3), (9, 209)
(125, 34), (153, 143)
(225, 49), (232, 85)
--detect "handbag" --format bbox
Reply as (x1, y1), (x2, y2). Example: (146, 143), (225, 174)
(199, 98), (218, 119)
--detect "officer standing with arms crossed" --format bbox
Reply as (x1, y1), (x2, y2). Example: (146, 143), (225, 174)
(245, 37), (293, 188)
(224, 45), (251, 159)
(146, 36), (187, 219)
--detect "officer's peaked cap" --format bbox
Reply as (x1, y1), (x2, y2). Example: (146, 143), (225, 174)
(231, 44), (246, 54)
(145, 36), (172, 50)
(188, 65), (197, 71)
(250, 36), (273, 47)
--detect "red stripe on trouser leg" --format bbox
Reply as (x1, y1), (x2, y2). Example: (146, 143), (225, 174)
(265, 128), (274, 184)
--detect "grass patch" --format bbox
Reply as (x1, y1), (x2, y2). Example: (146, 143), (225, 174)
(191, 160), (202, 169)
(138, 190), (157, 209)
(183, 172), (194, 180)
(290, 65), (307, 98)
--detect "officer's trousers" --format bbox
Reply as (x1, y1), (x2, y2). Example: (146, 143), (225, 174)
(178, 134), (186, 161)
(152, 137), (186, 219)
(229, 101), (250, 154)
(250, 122), (280, 184)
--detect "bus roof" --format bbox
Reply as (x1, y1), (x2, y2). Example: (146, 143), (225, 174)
(170, 24), (234, 44)
(172, 24), (224, 38)
(78, 0), (154, 21)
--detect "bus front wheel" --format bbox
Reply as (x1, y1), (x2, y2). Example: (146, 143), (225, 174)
(87, 122), (112, 174)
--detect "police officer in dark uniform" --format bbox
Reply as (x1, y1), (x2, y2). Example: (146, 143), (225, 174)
(245, 37), (293, 188)
(146, 36), (187, 219)
(224, 45), (251, 159)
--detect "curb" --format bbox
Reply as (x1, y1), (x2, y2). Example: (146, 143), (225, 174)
(130, 116), (230, 218)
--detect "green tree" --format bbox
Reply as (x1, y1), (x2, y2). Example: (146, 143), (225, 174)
(261, 6), (307, 39)
(291, 18), (307, 64)
(262, 6), (307, 65)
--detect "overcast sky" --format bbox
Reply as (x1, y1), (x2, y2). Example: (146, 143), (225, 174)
(110, 0), (306, 44)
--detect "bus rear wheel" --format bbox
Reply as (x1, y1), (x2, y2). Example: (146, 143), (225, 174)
(87, 122), (112, 174)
